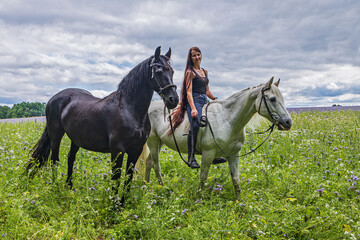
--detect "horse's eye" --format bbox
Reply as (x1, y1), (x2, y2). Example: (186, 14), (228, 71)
(155, 66), (163, 73)
(269, 97), (277, 102)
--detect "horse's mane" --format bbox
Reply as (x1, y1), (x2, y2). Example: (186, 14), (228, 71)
(116, 56), (172, 97)
(116, 57), (151, 96)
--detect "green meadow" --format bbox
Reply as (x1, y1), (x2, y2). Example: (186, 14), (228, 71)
(0, 109), (359, 239)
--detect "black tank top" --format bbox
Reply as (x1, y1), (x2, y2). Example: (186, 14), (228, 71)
(192, 68), (209, 94)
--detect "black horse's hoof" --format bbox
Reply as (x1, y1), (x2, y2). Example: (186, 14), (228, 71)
(212, 157), (227, 164)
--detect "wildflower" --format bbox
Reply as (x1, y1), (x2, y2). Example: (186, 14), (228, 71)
(353, 176), (359, 181)
(317, 188), (325, 197)
(152, 200), (157, 205)
(214, 184), (223, 194)
(333, 147), (338, 151)
(181, 209), (189, 215)
(134, 215), (138, 220)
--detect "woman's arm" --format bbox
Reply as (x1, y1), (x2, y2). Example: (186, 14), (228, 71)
(206, 85), (217, 100)
(204, 69), (217, 100)
(185, 70), (198, 118)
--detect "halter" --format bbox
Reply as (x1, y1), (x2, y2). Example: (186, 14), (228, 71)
(150, 57), (177, 95)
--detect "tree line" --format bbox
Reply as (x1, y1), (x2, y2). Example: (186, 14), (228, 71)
(0, 102), (46, 119)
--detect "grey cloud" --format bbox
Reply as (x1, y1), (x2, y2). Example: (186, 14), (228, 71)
(0, 0), (360, 107)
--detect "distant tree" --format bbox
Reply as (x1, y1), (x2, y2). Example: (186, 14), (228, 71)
(0, 102), (46, 119)
(0, 106), (10, 119)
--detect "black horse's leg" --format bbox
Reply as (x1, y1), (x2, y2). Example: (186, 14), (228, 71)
(48, 125), (65, 182)
(120, 150), (142, 206)
(66, 141), (79, 188)
(111, 151), (125, 193)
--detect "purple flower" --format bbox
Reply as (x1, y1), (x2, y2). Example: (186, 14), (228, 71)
(134, 215), (138, 220)
(181, 209), (189, 215)
(333, 147), (338, 151)
(353, 176), (359, 181)
(317, 188), (325, 197)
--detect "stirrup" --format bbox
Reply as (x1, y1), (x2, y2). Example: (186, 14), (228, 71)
(189, 159), (200, 169)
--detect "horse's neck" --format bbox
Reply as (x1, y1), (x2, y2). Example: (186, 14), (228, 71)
(117, 71), (153, 118)
(223, 86), (260, 129)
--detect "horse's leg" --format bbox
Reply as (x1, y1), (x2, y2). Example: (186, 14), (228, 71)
(66, 141), (79, 188)
(228, 156), (241, 199)
(120, 148), (143, 206)
(145, 140), (163, 184)
(197, 151), (216, 202)
(111, 150), (125, 193)
(47, 123), (65, 182)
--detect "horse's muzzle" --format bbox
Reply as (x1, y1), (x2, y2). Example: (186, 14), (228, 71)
(278, 117), (292, 130)
(163, 95), (179, 109)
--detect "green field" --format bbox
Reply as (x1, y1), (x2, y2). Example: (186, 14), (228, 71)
(0, 110), (359, 239)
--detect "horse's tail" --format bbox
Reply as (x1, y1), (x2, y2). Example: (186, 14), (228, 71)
(134, 143), (150, 179)
(26, 126), (51, 178)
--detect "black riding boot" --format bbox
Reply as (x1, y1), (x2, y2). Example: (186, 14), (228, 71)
(188, 133), (200, 168)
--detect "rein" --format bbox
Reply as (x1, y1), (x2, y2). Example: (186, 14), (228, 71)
(167, 86), (276, 164)
(168, 109), (191, 167)
(198, 102), (275, 158)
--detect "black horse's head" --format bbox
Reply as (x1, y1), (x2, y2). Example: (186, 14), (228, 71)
(150, 46), (179, 109)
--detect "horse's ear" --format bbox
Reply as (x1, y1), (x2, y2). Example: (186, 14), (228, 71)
(165, 47), (171, 59)
(266, 77), (274, 88)
(155, 46), (161, 60)
(274, 78), (280, 87)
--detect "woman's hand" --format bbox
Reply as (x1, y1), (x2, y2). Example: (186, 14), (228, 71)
(191, 109), (198, 118)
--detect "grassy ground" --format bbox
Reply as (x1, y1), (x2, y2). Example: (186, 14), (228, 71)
(0, 109), (359, 239)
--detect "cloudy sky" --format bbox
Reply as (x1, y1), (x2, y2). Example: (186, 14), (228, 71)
(0, 0), (359, 108)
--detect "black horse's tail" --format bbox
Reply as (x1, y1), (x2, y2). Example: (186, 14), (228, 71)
(26, 126), (51, 178)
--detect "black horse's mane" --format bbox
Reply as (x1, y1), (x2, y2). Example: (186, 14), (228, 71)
(115, 55), (172, 97)
(116, 57), (152, 96)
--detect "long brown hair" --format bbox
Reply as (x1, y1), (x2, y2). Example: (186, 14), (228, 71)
(171, 47), (201, 130)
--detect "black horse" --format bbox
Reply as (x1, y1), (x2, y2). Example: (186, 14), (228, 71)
(26, 46), (178, 206)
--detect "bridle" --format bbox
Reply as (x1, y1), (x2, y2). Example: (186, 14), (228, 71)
(258, 86), (279, 126)
(150, 57), (177, 95)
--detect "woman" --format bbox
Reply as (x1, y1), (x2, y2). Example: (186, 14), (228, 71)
(172, 47), (218, 168)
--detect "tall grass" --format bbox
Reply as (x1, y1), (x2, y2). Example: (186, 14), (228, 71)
(0, 110), (359, 239)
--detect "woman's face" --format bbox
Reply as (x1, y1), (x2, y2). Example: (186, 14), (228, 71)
(191, 50), (202, 65)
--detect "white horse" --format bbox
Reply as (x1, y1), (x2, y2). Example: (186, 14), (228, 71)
(141, 77), (292, 199)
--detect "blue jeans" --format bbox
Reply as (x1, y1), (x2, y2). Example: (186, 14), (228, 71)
(187, 93), (207, 135)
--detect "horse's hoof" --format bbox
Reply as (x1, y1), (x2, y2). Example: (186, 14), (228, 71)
(212, 157), (227, 164)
